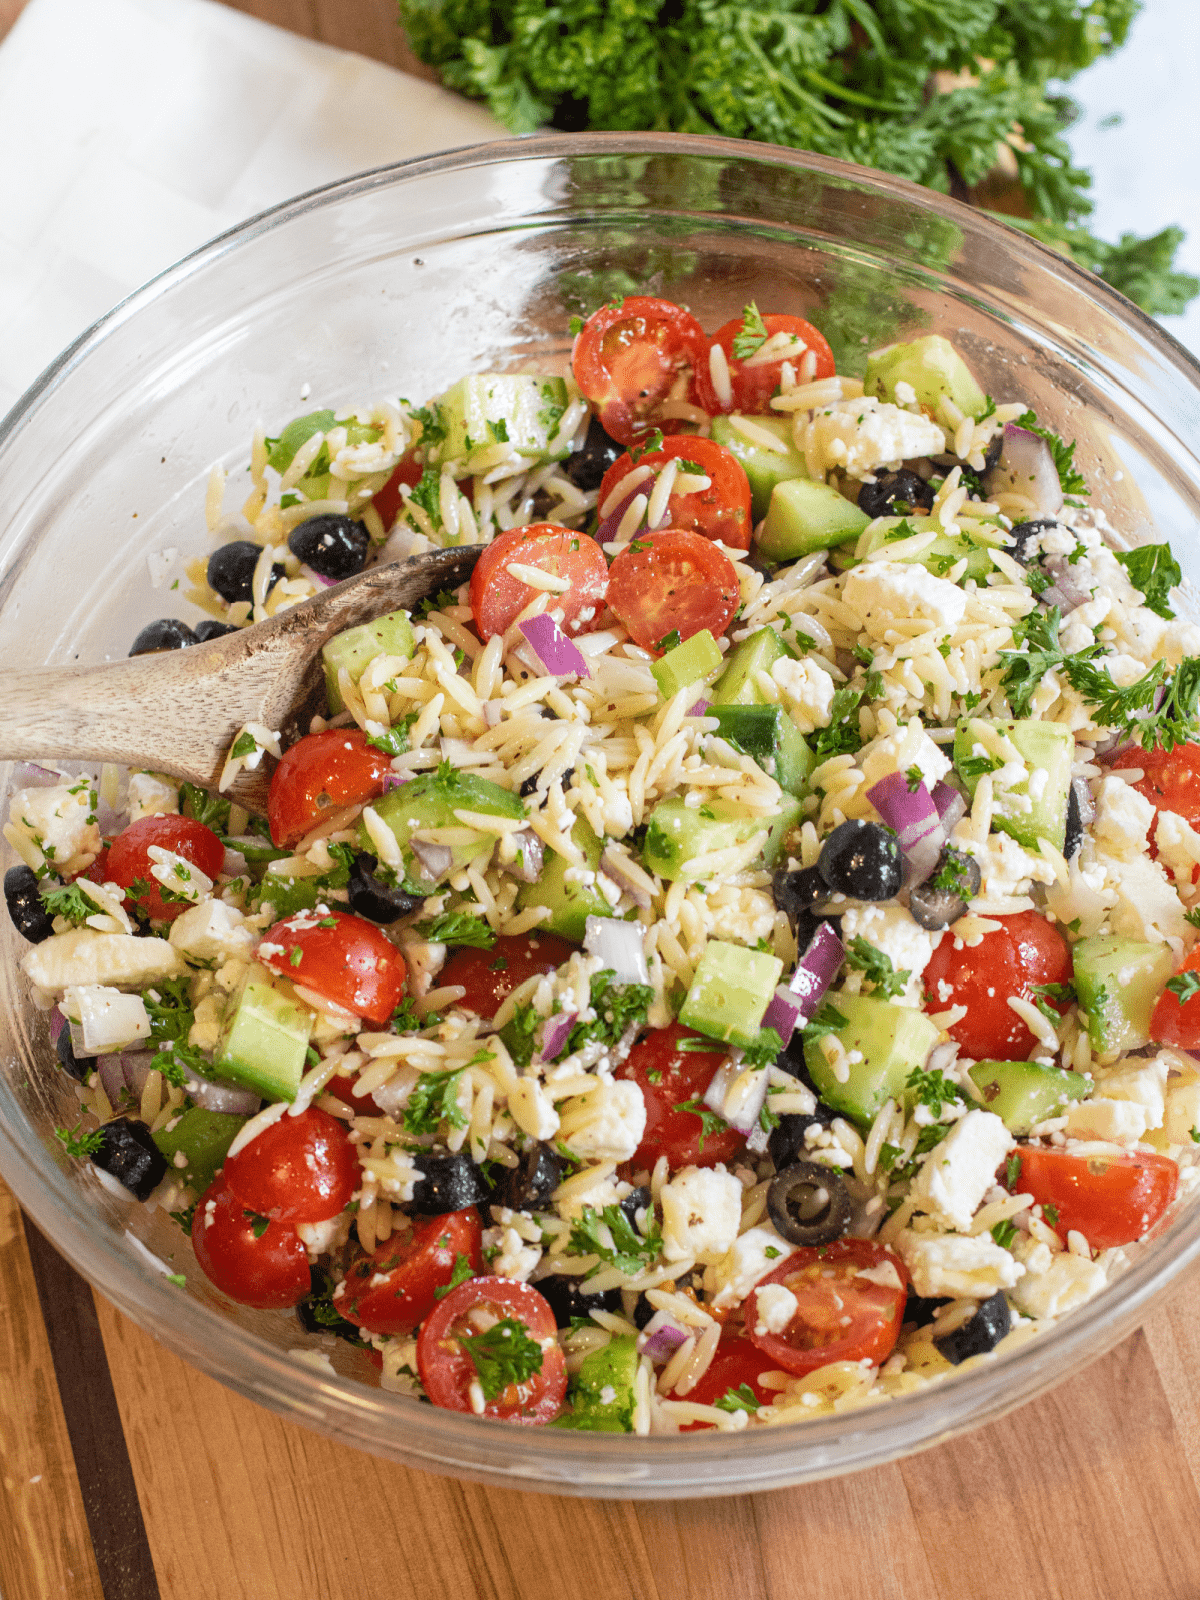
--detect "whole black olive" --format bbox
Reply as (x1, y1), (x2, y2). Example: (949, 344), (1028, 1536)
(193, 619), (239, 642)
(494, 1142), (563, 1212)
(1008, 519), (1058, 566)
(5, 864), (54, 943)
(772, 866), (828, 926)
(856, 469), (935, 521)
(57, 1024), (94, 1084)
(563, 414), (624, 491)
(536, 1273), (622, 1329)
(288, 513), (371, 581)
(206, 540), (284, 606)
(128, 618), (197, 656)
(1064, 781), (1084, 862)
(346, 851), (426, 923)
(931, 1290), (1012, 1365)
(908, 848), (982, 932)
(407, 1151), (494, 1215)
(766, 1160), (852, 1247)
(90, 1117), (168, 1201)
(817, 820), (903, 900)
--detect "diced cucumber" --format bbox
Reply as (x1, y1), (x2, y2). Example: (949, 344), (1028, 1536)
(642, 794), (802, 881)
(804, 993), (940, 1127)
(652, 629), (723, 701)
(863, 336), (989, 421)
(436, 374), (571, 472)
(967, 1059), (1091, 1135)
(953, 717), (1074, 852)
(152, 1107), (248, 1195)
(708, 705), (814, 797)
(1072, 934), (1175, 1053)
(361, 768), (524, 886)
(516, 814), (609, 943)
(322, 608), (416, 714)
(214, 963), (313, 1103)
(711, 626), (792, 707)
(710, 414), (808, 520)
(680, 940), (783, 1047)
(756, 478), (870, 564)
(855, 516), (996, 584)
(551, 1334), (639, 1432)
(265, 409), (382, 501)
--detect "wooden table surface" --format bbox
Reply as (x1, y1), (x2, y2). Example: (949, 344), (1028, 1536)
(4, 3), (1200, 1597)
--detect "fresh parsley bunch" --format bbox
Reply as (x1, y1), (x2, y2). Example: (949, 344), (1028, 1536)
(398, 0), (1196, 318)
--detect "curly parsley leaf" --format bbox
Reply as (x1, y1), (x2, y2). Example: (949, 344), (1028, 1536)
(55, 1120), (104, 1160)
(459, 1317), (544, 1401)
(997, 605), (1071, 718)
(1166, 971), (1200, 1005)
(179, 781), (231, 833)
(714, 1383), (761, 1414)
(845, 937), (910, 1000)
(810, 687), (864, 761)
(1060, 654), (1200, 752)
(499, 1002), (540, 1070)
(569, 1202), (662, 1276)
(39, 880), (103, 926)
(1013, 409), (1087, 500)
(731, 301), (768, 360)
(419, 910), (496, 949)
(366, 710), (419, 757)
(905, 1066), (964, 1118)
(1116, 544), (1180, 621)
(402, 1067), (469, 1135)
(561, 970), (653, 1060)
(991, 1219), (1019, 1250)
(802, 1001), (848, 1045)
(434, 1252), (477, 1299)
(675, 1098), (729, 1152)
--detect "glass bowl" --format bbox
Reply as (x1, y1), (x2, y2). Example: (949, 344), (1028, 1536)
(2, 132), (1199, 1499)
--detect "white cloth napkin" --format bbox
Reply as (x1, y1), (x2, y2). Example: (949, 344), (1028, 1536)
(0, 0), (504, 417)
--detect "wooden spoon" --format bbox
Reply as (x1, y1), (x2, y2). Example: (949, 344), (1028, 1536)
(0, 545), (483, 816)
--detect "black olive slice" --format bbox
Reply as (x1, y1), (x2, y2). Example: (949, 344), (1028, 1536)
(767, 1160), (852, 1247)
(5, 864), (54, 943)
(407, 1151), (494, 1215)
(931, 1290), (1012, 1365)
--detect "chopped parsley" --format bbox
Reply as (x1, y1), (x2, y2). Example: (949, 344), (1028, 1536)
(930, 848), (975, 899)
(675, 1098), (728, 1152)
(499, 1002), (540, 1070)
(905, 1066), (963, 1118)
(459, 1317), (544, 1401)
(802, 1000), (848, 1044)
(1006, 1152), (1023, 1188)
(1041, 1202), (1060, 1227)
(1013, 409), (1087, 500)
(714, 1383), (761, 1414)
(657, 629), (683, 653)
(419, 909), (496, 949)
(1061, 654), (1200, 753)
(1166, 970), (1200, 1005)
(997, 606), (1072, 718)
(243, 1209), (272, 1239)
(560, 970), (653, 1060)
(991, 1219), (1019, 1250)
(179, 781), (231, 832)
(296, 1265), (360, 1341)
(731, 301), (768, 360)
(810, 687), (864, 761)
(366, 711), (419, 757)
(55, 1120), (104, 1160)
(845, 937), (910, 1000)
(1029, 980), (1076, 1024)
(569, 1203), (662, 1276)
(1186, 909), (1200, 930)
(434, 1252), (477, 1299)
(957, 752), (1002, 779)
(904, 765), (924, 793)
(402, 1067), (469, 1135)
(628, 427), (665, 464)
(38, 880), (103, 926)
(230, 731), (259, 760)
(144, 976), (210, 1087)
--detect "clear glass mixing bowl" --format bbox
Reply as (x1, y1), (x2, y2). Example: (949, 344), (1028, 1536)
(2, 133), (1199, 1498)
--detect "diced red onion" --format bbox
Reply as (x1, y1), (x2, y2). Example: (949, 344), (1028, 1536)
(222, 846), (248, 877)
(519, 613), (591, 679)
(300, 563), (338, 589)
(867, 771), (945, 888)
(409, 837), (454, 882)
(1040, 555), (1092, 614)
(600, 847), (653, 910)
(789, 920), (845, 1010)
(583, 916), (649, 986)
(688, 698), (711, 718)
(96, 1054), (125, 1103)
(701, 1053), (771, 1134)
(382, 770), (410, 791)
(1071, 776), (1096, 827)
(506, 827), (544, 884)
(762, 985), (806, 1044)
(182, 1074), (263, 1116)
(636, 1311), (691, 1361)
(984, 424), (1063, 518)
(930, 780), (967, 836)
(537, 1010), (577, 1062)
(597, 476), (650, 544)
(12, 762), (65, 788)
(49, 1009), (65, 1042)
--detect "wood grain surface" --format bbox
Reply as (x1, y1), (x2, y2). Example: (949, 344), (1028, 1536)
(2, 3), (1199, 1598)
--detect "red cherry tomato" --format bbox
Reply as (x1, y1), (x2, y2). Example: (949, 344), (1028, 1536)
(321, 1071), (385, 1118)
(222, 1107), (360, 1224)
(598, 436), (753, 552)
(106, 814), (225, 924)
(191, 1176), (310, 1309)
(468, 523), (609, 641)
(1011, 1145), (1178, 1249)
(1110, 742), (1200, 832)
(371, 450), (424, 532)
(258, 910), (406, 1026)
(694, 312), (836, 415)
(572, 296), (708, 446)
(338, 1209), (484, 1335)
(440, 932), (577, 1020)
(267, 727), (392, 849)
(1151, 945), (1200, 1046)
(922, 910), (1072, 1061)
(744, 1239), (909, 1378)
(606, 528), (741, 652)
(678, 1335), (778, 1431)
(616, 1022), (748, 1172)
(417, 1277), (567, 1424)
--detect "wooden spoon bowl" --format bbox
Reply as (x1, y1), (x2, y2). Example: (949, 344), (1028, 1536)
(0, 545), (483, 815)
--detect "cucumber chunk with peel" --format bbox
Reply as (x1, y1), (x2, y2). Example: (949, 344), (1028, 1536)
(1073, 934), (1175, 1053)
(864, 336), (989, 421)
(680, 940), (783, 1048)
(804, 993), (941, 1127)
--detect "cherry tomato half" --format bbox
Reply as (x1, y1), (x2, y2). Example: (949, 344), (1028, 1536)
(1011, 1145), (1178, 1249)
(679, 1335), (779, 1431)
(572, 296), (708, 447)
(106, 814), (226, 924)
(694, 312), (836, 416)
(598, 435), (753, 552)
(468, 523), (609, 641)
(922, 910), (1072, 1061)
(616, 1022), (748, 1172)
(417, 1277), (567, 1424)
(223, 1107), (360, 1224)
(267, 727), (392, 849)
(1110, 741), (1200, 834)
(338, 1209), (484, 1335)
(191, 1175), (310, 1309)
(606, 528), (741, 653)
(1151, 945), (1200, 1046)
(258, 909), (406, 1026)
(744, 1239), (909, 1378)
(440, 932), (577, 1021)
(371, 450), (425, 533)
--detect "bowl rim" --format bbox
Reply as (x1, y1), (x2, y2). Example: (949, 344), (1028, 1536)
(4, 129), (1200, 1494)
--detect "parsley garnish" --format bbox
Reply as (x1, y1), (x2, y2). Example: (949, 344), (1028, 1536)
(628, 427), (665, 464)
(846, 937), (910, 1000)
(243, 1209), (272, 1239)
(55, 1120), (104, 1160)
(1063, 654), (1200, 753)
(1029, 980), (1076, 1023)
(39, 881), (103, 926)
(657, 629), (682, 654)
(390, 996), (420, 1033)
(1191, 1128), (1200, 1145)
(568, 315), (584, 336)
(420, 910), (496, 949)
(991, 1219), (1019, 1250)
(179, 781), (231, 832)
(810, 687), (864, 760)
(675, 1098), (728, 1152)
(1186, 909), (1200, 930)
(569, 1202), (662, 1276)
(802, 1001), (848, 1044)
(366, 711), (419, 757)
(1013, 410), (1087, 500)
(459, 1318), (544, 1401)
(499, 1002), (540, 1070)
(434, 1252), (477, 1299)
(1042, 1202), (1060, 1227)
(958, 752), (1002, 779)
(402, 1068), (469, 1135)
(904, 765), (924, 793)
(408, 402), (445, 446)
(1006, 1153), (1023, 1188)
(905, 1066), (963, 1118)
(731, 301), (769, 360)
(997, 606), (1072, 718)
(1166, 971), (1200, 1005)
(930, 848), (974, 899)
(561, 970), (653, 1060)
(714, 1383), (761, 1413)
(230, 731), (259, 760)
